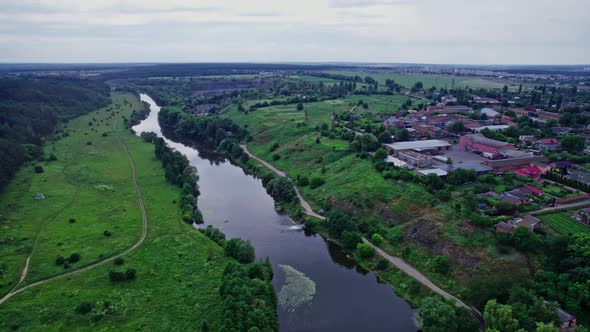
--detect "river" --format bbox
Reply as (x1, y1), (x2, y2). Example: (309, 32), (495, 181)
(133, 94), (416, 332)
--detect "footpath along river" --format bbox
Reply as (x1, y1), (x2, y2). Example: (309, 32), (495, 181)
(133, 94), (416, 331)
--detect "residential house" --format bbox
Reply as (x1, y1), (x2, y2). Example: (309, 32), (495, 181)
(441, 95), (457, 104)
(537, 138), (560, 151)
(513, 214), (544, 231)
(522, 184), (544, 196)
(495, 221), (515, 233)
(575, 207), (590, 225)
(480, 107), (500, 118)
(473, 95), (500, 104)
(500, 192), (525, 206)
(552, 127), (573, 136)
(542, 301), (577, 332)
(514, 165), (545, 181)
(426, 105), (473, 114)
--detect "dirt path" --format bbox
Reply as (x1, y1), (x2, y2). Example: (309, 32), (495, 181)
(0, 138), (148, 305)
(240, 145), (326, 219)
(239, 143), (479, 314)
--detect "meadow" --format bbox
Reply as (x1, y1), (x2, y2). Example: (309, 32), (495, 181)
(0, 92), (229, 330)
(323, 70), (510, 90)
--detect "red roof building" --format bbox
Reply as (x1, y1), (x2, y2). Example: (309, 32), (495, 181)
(514, 165), (545, 181)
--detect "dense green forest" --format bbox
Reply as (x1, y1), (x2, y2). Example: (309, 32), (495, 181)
(0, 77), (110, 189)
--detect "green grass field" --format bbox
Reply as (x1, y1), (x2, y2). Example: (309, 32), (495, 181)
(0, 92), (229, 330)
(538, 212), (590, 235)
(323, 70), (511, 90)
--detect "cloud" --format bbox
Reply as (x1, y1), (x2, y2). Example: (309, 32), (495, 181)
(0, 0), (588, 64)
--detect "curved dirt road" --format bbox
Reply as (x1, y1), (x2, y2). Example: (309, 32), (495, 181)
(240, 143), (478, 314)
(0, 138), (148, 305)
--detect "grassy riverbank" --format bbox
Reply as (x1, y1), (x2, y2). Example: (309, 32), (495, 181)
(0, 92), (230, 330)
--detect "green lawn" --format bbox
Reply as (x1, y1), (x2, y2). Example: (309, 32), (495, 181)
(0, 92), (229, 330)
(538, 212), (590, 235)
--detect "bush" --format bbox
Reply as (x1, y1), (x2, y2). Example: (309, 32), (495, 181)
(376, 258), (389, 270)
(68, 218), (76, 223)
(272, 153), (281, 161)
(114, 257), (125, 265)
(356, 243), (375, 259)
(109, 268), (136, 282)
(371, 233), (384, 246)
(86, 141), (92, 145)
(103, 230), (112, 237)
(309, 177), (325, 189)
(430, 256), (450, 274)
(386, 226), (404, 244)
(224, 238), (256, 263)
(55, 255), (65, 265)
(75, 302), (94, 315)
(296, 176), (309, 186)
(69, 253), (80, 263)
(34, 165), (44, 173)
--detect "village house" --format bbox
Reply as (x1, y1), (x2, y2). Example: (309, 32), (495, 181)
(496, 214), (544, 233)
(426, 105), (473, 114)
(459, 134), (515, 159)
(479, 107), (500, 118)
(472, 95), (500, 104)
(537, 138), (560, 151)
(542, 301), (577, 332)
(575, 207), (590, 225)
(440, 95), (457, 104)
(514, 165), (546, 181)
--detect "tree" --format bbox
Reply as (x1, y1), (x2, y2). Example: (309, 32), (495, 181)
(341, 231), (362, 251)
(560, 135), (585, 154)
(373, 148), (388, 162)
(448, 121), (466, 133)
(34, 165), (44, 173)
(397, 128), (410, 142)
(296, 103), (304, 111)
(419, 297), (458, 332)
(224, 238), (256, 263)
(270, 177), (297, 202)
(356, 243), (375, 259)
(377, 131), (393, 143)
(510, 227), (539, 252)
(484, 299), (520, 332)
(535, 322), (559, 332)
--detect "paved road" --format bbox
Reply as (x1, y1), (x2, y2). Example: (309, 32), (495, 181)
(0, 138), (149, 305)
(239, 143), (479, 314)
(531, 199), (590, 215)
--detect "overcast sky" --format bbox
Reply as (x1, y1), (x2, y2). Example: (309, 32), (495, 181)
(0, 0), (588, 64)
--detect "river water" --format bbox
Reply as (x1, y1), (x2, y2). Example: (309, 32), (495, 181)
(133, 94), (415, 332)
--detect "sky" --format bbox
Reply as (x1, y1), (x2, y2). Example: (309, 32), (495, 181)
(0, 0), (588, 65)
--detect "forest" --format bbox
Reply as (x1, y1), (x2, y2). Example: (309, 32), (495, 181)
(0, 77), (110, 189)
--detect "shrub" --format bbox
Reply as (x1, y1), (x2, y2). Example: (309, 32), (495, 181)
(103, 230), (112, 237)
(86, 141), (92, 145)
(297, 176), (309, 186)
(431, 256), (450, 274)
(114, 257), (125, 265)
(69, 253), (80, 263)
(386, 226), (404, 244)
(272, 153), (281, 161)
(55, 255), (65, 265)
(309, 177), (325, 189)
(356, 243), (375, 259)
(109, 268), (137, 282)
(75, 302), (94, 315)
(34, 165), (44, 173)
(48, 154), (57, 161)
(68, 218), (76, 223)
(371, 233), (384, 246)
(269, 142), (280, 152)
(376, 258), (389, 270)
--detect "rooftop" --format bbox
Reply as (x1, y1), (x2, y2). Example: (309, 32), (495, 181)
(384, 140), (451, 151)
(417, 168), (448, 177)
(465, 134), (512, 148)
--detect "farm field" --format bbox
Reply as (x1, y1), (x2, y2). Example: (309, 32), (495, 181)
(538, 211), (590, 235)
(323, 70), (511, 90)
(0, 92), (229, 330)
